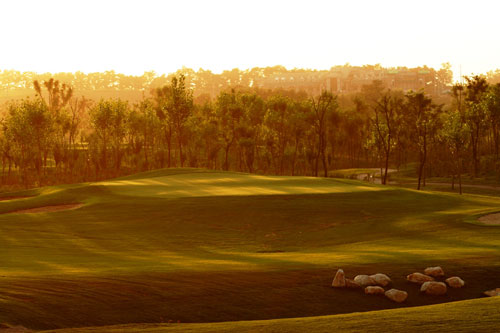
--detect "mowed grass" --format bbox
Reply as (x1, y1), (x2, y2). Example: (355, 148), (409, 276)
(1, 168), (500, 330)
(40, 296), (500, 333)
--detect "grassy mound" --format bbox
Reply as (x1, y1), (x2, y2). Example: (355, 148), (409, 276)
(1, 168), (500, 330)
(40, 297), (500, 333)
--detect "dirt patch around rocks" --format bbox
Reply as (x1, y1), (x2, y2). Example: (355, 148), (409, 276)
(478, 213), (500, 225)
(6, 203), (84, 214)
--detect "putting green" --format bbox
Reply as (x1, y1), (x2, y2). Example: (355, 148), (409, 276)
(101, 172), (386, 198)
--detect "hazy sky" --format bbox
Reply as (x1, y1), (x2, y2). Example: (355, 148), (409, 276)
(1, 0), (498, 81)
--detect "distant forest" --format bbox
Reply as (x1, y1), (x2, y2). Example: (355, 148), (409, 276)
(1, 64), (500, 191)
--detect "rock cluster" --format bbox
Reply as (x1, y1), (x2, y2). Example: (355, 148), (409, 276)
(332, 269), (403, 302)
(332, 266), (467, 303)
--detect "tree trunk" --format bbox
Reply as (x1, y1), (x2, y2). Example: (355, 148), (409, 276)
(165, 126), (172, 168)
(177, 126), (184, 167)
(292, 136), (299, 176)
(321, 135), (328, 177)
(383, 150), (389, 185)
(224, 143), (231, 171)
(417, 154), (423, 190)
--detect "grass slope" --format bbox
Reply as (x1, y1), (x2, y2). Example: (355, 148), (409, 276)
(41, 297), (500, 333)
(1, 169), (500, 330)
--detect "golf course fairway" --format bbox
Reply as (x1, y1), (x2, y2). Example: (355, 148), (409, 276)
(1, 168), (499, 331)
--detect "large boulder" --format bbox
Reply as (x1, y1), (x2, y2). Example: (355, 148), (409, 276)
(370, 273), (391, 287)
(345, 278), (361, 289)
(445, 276), (465, 288)
(484, 288), (500, 297)
(332, 269), (346, 288)
(424, 266), (445, 277)
(407, 272), (434, 284)
(385, 288), (408, 303)
(354, 274), (376, 287)
(421, 281), (447, 295)
(365, 286), (385, 295)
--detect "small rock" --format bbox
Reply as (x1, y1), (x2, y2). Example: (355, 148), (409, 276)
(332, 269), (346, 288)
(421, 281), (447, 295)
(407, 272), (434, 284)
(370, 273), (391, 287)
(345, 278), (361, 289)
(354, 274), (376, 287)
(445, 276), (465, 288)
(365, 286), (385, 295)
(385, 288), (408, 303)
(424, 266), (445, 277)
(484, 288), (500, 297)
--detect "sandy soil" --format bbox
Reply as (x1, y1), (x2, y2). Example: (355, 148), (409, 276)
(6, 203), (83, 214)
(478, 213), (500, 225)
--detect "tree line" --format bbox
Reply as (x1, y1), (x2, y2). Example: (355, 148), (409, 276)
(0, 64), (455, 104)
(1, 74), (499, 192)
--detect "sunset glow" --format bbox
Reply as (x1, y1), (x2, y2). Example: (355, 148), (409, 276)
(1, 0), (499, 80)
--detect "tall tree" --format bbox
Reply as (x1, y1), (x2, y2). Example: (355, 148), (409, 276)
(216, 90), (243, 171)
(405, 90), (441, 190)
(89, 99), (129, 175)
(265, 95), (292, 175)
(371, 90), (403, 184)
(6, 98), (52, 186)
(484, 83), (500, 158)
(168, 75), (193, 167)
(464, 75), (488, 177)
(441, 111), (469, 194)
(311, 90), (338, 177)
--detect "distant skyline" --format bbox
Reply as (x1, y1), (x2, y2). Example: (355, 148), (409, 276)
(0, 0), (499, 82)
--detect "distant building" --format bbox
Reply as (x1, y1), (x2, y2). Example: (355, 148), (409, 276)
(254, 66), (444, 95)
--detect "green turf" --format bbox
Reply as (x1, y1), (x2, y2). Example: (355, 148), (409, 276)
(1, 168), (500, 330)
(39, 296), (500, 333)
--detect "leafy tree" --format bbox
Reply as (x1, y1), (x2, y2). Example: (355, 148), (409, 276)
(128, 98), (160, 171)
(153, 75), (193, 167)
(484, 83), (500, 158)
(153, 86), (174, 167)
(238, 93), (265, 173)
(216, 90), (244, 170)
(464, 75), (489, 177)
(34, 78), (74, 173)
(311, 90), (338, 177)
(5, 98), (52, 186)
(370, 90), (403, 184)
(168, 75), (193, 167)
(405, 90), (441, 190)
(265, 95), (292, 175)
(441, 111), (469, 194)
(89, 99), (129, 175)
